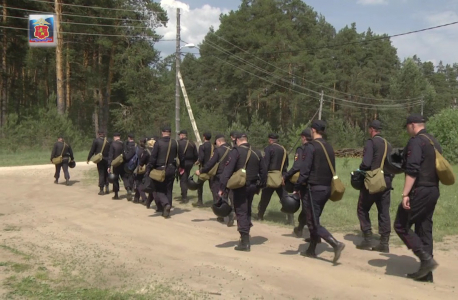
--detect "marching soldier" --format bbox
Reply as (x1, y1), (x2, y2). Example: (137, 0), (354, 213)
(122, 134), (137, 201)
(87, 130), (111, 195)
(219, 133), (267, 251)
(294, 120), (345, 263)
(107, 133), (124, 200)
(51, 135), (74, 186)
(394, 114), (441, 282)
(194, 132), (213, 207)
(284, 128), (313, 237)
(139, 137), (157, 209)
(178, 130), (198, 203)
(257, 133), (289, 222)
(133, 137), (147, 204)
(230, 131), (238, 147)
(196, 134), (234, 226)
(356, 120), (393, 253)
(146, 126), (178, 218)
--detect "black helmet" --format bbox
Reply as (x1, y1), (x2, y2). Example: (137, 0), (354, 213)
(384, 148), (404, 175)
(108, 173), (118, 184)
(212, 197), (232, 217)
(284, 180), (294, 193)
(350, 170), (365, 190)
(187, 176), (201, 191)
(68, 160), (76, 168)
(280, 193), (301, 214)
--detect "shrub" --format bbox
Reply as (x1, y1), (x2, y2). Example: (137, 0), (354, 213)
(427, 109), (458, 164)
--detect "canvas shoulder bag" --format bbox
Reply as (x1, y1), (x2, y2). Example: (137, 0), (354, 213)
(419, 134), (455, 186)
(364, 137), (388, 194)
(111, 141), (124, 167)
(227, 147), (252, 190)
(52, 142), (66, 165)
(90, 138), (107, 164)
(199, 146), (230, 182)
(149, 139), (172, 183)
(267, 144), (287, 188)
(315, 140), (345, 202)
(137, 149), (151, 175)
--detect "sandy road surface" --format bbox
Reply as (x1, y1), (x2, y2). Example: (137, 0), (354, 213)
(0, 163), (457, 299)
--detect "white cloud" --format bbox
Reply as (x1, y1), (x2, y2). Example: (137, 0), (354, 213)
(356, 0), (388, 5)
(155, 0), (230, 57)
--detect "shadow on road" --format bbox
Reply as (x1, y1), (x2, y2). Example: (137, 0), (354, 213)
(368, 253), (419, 277)
(215, 236), (268, 248)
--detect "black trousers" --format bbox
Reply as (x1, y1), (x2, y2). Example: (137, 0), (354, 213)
(394, 186), (439, 256)
(258, 186), (284, 216)
(211, 176), (222, 204)
(304, 186), (332, 242)
(154, 176), (174, 209)
(197, 178), (213, 202)
(297, 186), (308, 229)
(233, 183), (257, 235)
(357, 184), (392, 236)
(134, 173), (147, 201)
(97, 160), (109, 188)
(122, 171), (134, 191)
(179, 162), (194, 199)
(54, 158), (70, 180)
(112, 165), (125, 193)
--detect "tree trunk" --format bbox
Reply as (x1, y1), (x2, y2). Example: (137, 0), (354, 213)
(65, 43), (71, 112)
(97, 45), (104, 133)
(103, 44), (115, 133)
(1, 0), (7, 128)
(55, 0), (65, 114)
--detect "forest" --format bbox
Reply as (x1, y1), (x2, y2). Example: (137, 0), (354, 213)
(0, 0), (457, 161)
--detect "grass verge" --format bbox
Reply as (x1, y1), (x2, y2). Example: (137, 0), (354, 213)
(0, 150), (87, 167)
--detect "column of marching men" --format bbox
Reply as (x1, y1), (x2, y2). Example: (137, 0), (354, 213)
(50, 114), (448, 283)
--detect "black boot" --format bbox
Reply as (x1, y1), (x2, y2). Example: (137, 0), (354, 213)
(255, 212), (264, 221)
(162, 205), (171, 219)
(127, 189), (133, 201)
(66, 179), (69, 186)
(98, 187), (105, 196)
(305, 237), (322, 243)
(408, 251), (438, 280)
(372, 235), (390, 253)
(293, 227), (303, 238)
(112, 192), (119, 200)
(286, 214), (295, 225)
(301, 239), (318, 258)
(356, 231), (373, 251)
(408, 271), (433, 283)
(182, 196), (189, 204)
(133, 197), (140, 203)
(192, 200), (204, 207)
(227, 212), (235, 227)
(216, 217), (225, 223)
(324, 236), (345, 264)
(105, 185), (110, 194)
(234, 233), (250, 252)
(54, 179), (58, 184)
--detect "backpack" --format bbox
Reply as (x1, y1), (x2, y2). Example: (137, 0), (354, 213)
(125, 144), (139, 172)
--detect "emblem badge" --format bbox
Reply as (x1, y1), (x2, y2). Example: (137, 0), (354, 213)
(28, 14), (57, 47)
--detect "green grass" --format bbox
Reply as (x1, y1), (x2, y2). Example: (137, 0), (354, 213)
(3, 225), (21, 232)
(0, 150), (87, 167)
(0, 245), (33, 260)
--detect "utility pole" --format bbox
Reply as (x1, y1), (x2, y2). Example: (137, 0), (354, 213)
(318, 90), (324, 120)
(55, 0), (64, 114)
(175, 8), (181, 140)
(421, 96), (424, 116)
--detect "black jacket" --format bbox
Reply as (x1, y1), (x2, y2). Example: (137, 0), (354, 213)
(284, 144), (306, 180)
(51, 141), (74, 161)
(178, 138), (198, 166)
(263, 143), (289, 174)
(108, 139), (124, 166)
(198, 141), (214, 165)
(139, 147), (153, 167)
(147, 136), (178, 172)
(87, 137), (110, 161)
(123, 140), (137, 161)
(360, 135), (393, 175)
(200, 143), (232, 176)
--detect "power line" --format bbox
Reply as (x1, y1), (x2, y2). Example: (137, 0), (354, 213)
(208, 32), (422, 102)
(25, 0), (168, 14)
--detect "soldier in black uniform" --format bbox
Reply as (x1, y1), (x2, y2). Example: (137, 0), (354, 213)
(394, 114), (440, 282)
(230, 131), (238, 147)
(87, 130), (111, 195)
(284, 128), (313, 238)
(195, 132), (213, 207)
(257, 133), (289, 222)
(122, 134), (137, 201)
(107, 133), (124, 200)
(178, 130), (198, 203)
(196, 134), (234, 226)
(294, 121), (345, 264)
(139, 137), (157, 209)
(146, 126), (178, 218)
(51, 135), (74, 185)
(133, 137), (147, 204)
(219, 133), (267, 251)
(357, 120), (393, 253)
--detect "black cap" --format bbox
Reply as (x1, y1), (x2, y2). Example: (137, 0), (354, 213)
(203, 132), (212, 140)
(369, 120), (382, 130)
(179, 130), (188, 135)
(235, 132), (248, 139)
(230, 131), (237, 137)
(300, 128), (312, 139)
(57, 134), (64, 139)
(127, 133), (135, 139)
(97, 130), (105, 134)
(215, 134), (225, 140)
(113, 132), (121, 137)
(161, 126), (171, 133)
(311, 120), (326, 132)
(268, 133), (279, 139)
(405, 114), (425, 126)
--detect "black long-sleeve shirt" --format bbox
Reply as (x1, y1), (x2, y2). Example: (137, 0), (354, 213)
(87, 137), (110, 161)
(284, 144), (305, 180)
(108, 140), (124, 166)
(198, 141), (213, 165)
(200, 143), (231, 176)
(51, 141), (74, 161)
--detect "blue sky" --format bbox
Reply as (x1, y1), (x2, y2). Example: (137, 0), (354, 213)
(155, 0), (458, 66)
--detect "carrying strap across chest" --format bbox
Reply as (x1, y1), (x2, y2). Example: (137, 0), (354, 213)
(373, 136), (388, 170)
(164, 139), (172, 165)
(183, 140), (190, 155)
(239, 145), (252, 168)
(419, 134), (437, 151)
(100, 138), (107, 153)
(59, 142), (67, 156)
(218, 146), (230, 163)
(314, 140), (336, 176)
(273, 143), (287, 171)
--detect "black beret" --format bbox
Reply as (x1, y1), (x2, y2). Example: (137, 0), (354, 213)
(300, 128), (312, 139)
(203, 132), (212, 140)
(215, 134), (225, 140)
(127, 133), (135, 139)
(268, 133), (279, 139)
(235, 132), (248, 139)
(161, 126), (172, 133)
(369, 120), (382, 130)
(311, 120), (326, 132)
(405, 114), (426, 126)
(113, 132), (121, 137)
(179, 130), (188, 135)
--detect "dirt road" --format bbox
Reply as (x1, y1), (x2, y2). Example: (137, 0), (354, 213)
(0, 163), (457, 299)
